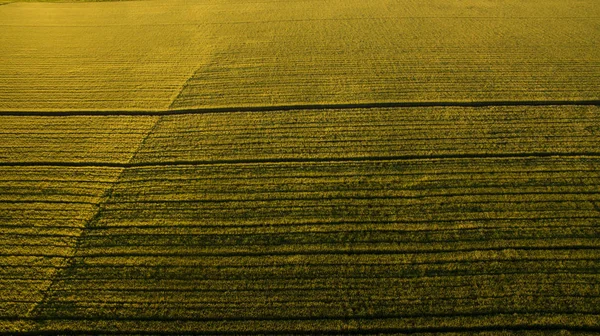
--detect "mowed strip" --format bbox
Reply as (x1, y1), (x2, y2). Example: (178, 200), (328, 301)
(133, 105), (600, 163)
(0, 116), (156, 333)
(31, 106), (600, 333)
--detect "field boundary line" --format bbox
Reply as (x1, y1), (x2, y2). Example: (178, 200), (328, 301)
(10, 311), (600, 322)
(0, 99), (598, 116)
(2, 152), (600, 168)
(2, 322), (600, 335)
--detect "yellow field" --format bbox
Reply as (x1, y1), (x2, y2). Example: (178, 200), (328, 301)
(0, 0), (598, 110)
(0, 0), (599, 334)
(2, 106), (599, 333)
(0, 0), (219, 110)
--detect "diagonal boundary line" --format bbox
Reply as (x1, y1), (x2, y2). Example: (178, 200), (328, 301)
(168, 56), (217, 111)
(0, 99), (598, 116)
(2, 152), (600, 168)
(25, 116), (164, 323)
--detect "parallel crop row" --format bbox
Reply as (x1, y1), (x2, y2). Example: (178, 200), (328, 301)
(171, 9), (600, 109)
(1, 0), (598, 111)
(134, 105), (600, 163)
(0, 116), (157, 163)
(13, 105), (595, 333)
(35, 155), (600, 332)
(0, 0), (219, 111)
(2, 105), (599, 334)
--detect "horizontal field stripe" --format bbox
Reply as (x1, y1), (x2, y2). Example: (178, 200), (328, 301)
(49, 245), (600, 258)
(82, 217), (600, 230)
(62, 256), (600, 268)
(13, 309), (600, 321)
(102, 191), (600, 203)
(2, 152), (600, 168)
(28, 259), (600, 270)
(6, 270), (599, 282)
(0, 200), (98, 205)
(0, 100), (599, 116)
(2, 326), (600, 335)
(23, 297), (600, 308)
(2, 327), (600, 336)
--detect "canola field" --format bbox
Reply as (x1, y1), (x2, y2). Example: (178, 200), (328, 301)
(1, 0), (599, 334)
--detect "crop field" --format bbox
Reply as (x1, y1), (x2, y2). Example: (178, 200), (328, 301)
(1, 0), (599, 110)
(1, 0), (599, 335)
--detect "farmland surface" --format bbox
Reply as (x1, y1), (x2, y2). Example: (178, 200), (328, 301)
(0, 0), (599, 110)
(1, 0), (599, 334)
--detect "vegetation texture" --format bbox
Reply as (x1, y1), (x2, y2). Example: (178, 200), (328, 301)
(0, 0), (598, 110)
(0, 0), (599, 335)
